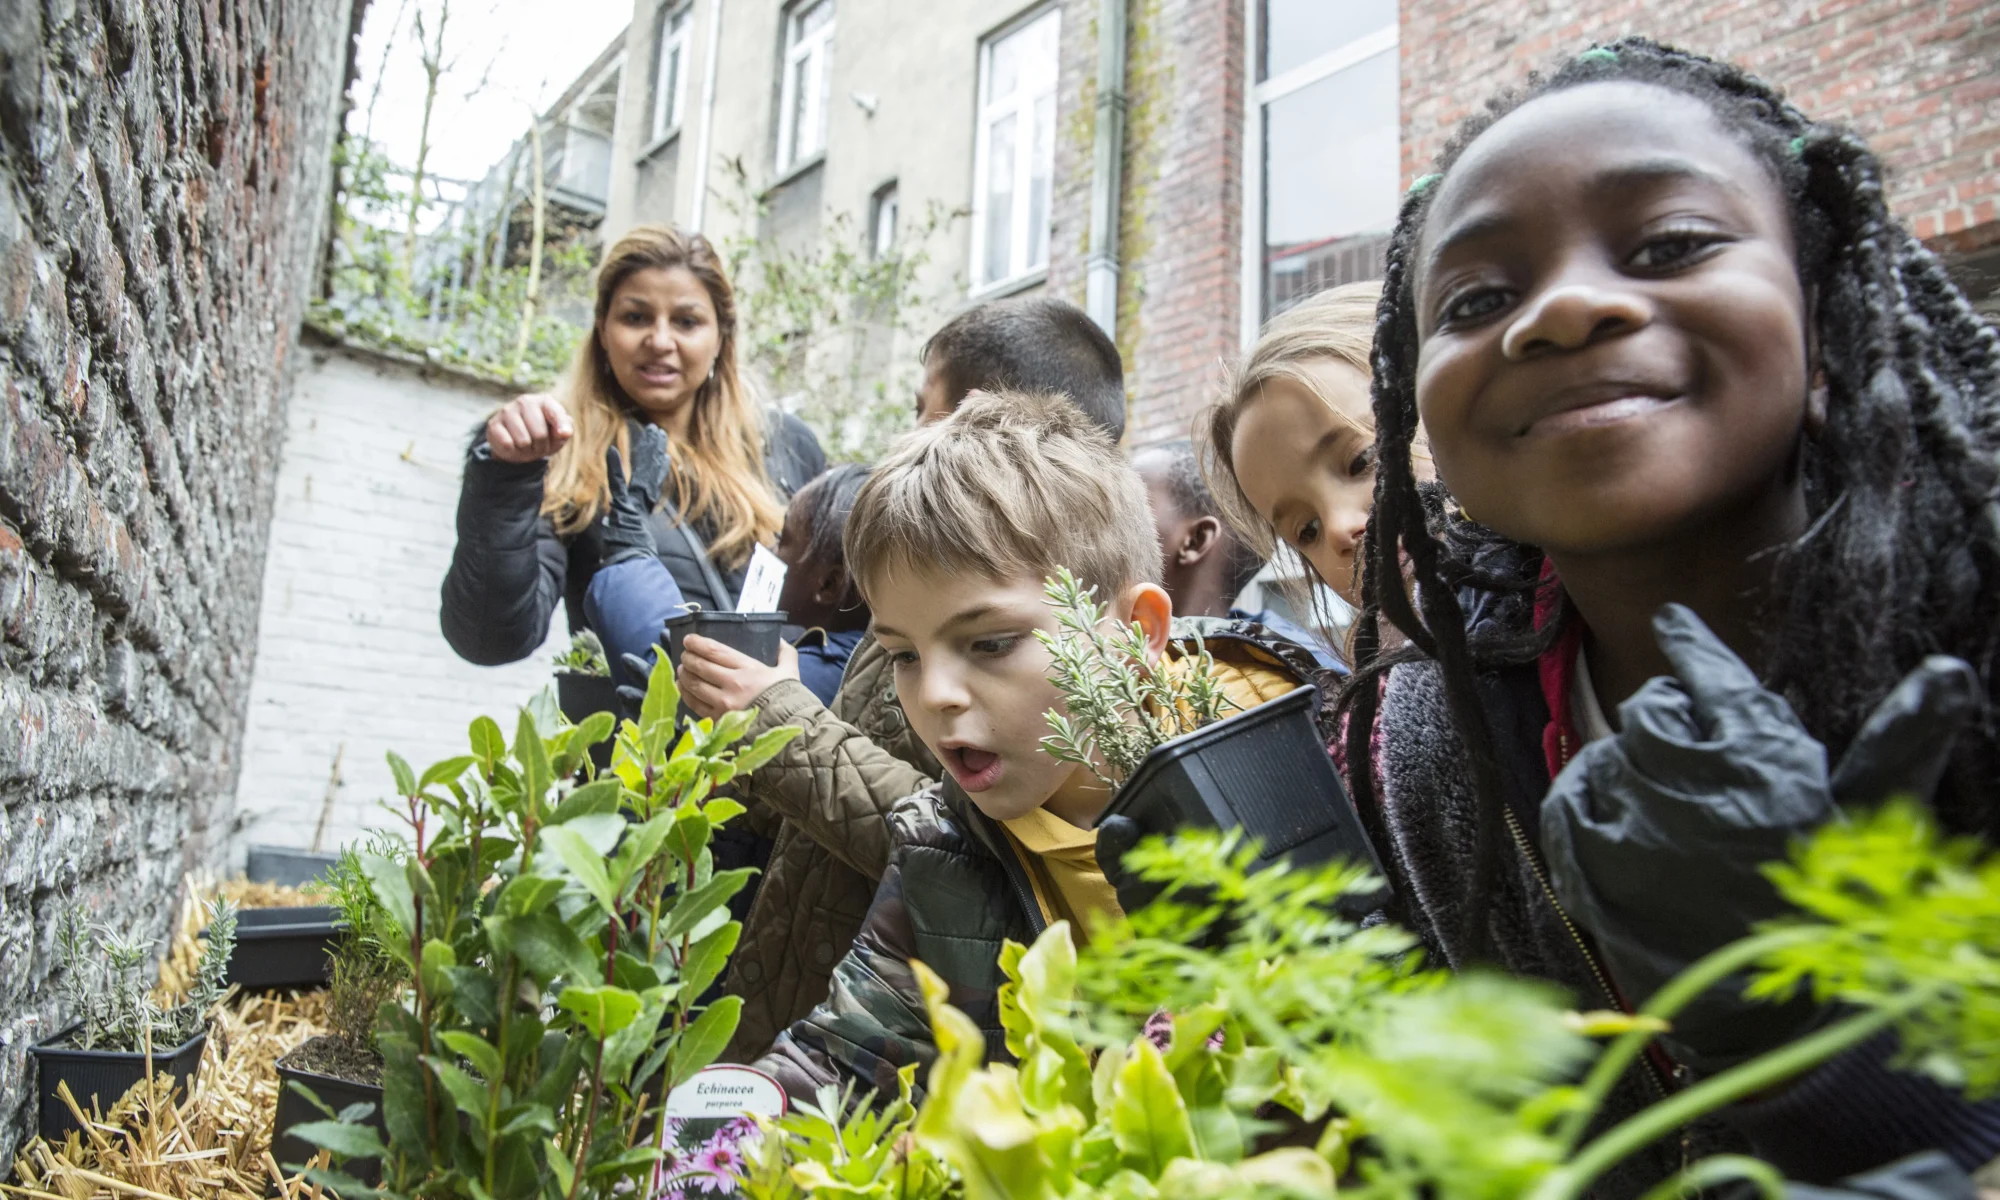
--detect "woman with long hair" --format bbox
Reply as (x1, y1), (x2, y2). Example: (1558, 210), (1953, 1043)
(441, 224), (824, 668)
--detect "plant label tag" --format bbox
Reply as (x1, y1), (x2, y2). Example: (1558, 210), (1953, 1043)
(664, 1064), (786, 1118)
(653, 1066), (786, 1199)
(736, 544), (787, 614)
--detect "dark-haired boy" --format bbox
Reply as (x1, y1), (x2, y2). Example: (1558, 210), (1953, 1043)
(664, 296), (1132, 1058)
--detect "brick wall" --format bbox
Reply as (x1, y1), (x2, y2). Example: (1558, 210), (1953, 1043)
(1048, 0), (1246, 448)
(232, 340), (563, 855)
(1401, 0), (2000, 248)
(0, 0), (352, 1156)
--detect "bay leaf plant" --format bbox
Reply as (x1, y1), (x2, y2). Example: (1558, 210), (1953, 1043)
(1036, 569), (1237, 790)
(739, 799), (2000, 1199)
(291, 656), (800, 1200)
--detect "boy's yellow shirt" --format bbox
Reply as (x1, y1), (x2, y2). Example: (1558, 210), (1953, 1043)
(999, 643), (1302, 944)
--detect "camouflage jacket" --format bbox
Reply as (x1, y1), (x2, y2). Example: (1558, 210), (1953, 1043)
(751, 624), (1328, 1104)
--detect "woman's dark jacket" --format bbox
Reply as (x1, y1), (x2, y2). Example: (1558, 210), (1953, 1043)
(439, 411), (824, 665)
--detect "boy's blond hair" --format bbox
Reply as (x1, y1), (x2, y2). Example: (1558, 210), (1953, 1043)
(845, 389), (1162, 603)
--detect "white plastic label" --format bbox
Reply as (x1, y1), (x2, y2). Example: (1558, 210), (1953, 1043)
(736, 544), (787, 614)
(663, 1064), (787, 1118)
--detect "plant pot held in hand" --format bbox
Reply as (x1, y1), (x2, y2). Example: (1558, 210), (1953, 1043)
(665, 609), (789, 670)
(1098, 685), (1389, 912)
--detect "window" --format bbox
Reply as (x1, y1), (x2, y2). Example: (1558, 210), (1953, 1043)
(651, 3), (692, 141)
(1242, 0), (1398, 335)
(776, 0), (835, 174)
(971, 6), (1060, 291)
(870, 181), (899, 259)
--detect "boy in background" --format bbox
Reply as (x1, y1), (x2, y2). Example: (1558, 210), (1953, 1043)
(755, 390), (1314, 1099)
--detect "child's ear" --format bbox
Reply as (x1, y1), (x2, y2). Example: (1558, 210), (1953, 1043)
(1119, 582), (1174, 666)
(814, 561), (848, 605)
(1181, 516), (1222, 565)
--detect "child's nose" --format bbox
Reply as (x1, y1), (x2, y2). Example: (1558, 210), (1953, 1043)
(1501, 280), (1650, 359)
(916, 664), (971, 715)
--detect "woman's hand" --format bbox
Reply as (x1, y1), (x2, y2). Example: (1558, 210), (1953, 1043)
(486, 393), (574, 462)
(680, 635), (801, 718)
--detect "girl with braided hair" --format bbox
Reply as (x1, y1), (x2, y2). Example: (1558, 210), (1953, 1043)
(1340, 38), (2000, 1194)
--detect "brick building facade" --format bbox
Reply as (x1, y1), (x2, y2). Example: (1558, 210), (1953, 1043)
(0, 0), (353, 1156)
(1048, 0), (2000, 446)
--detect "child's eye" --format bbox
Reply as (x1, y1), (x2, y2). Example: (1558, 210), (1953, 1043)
(971, 635), (1021, 658)
(1294, 518), (1322, 548)
(1438, 287), (1510, 328)
(1628, 231), (1722, 271)
(886, 648), (919, 668)
(1348, 447), (1376, 478)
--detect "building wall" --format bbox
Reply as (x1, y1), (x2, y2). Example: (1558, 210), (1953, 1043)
(231, 341), (565, 858)
(1048, 0), (1245, 447)
(607, 0), (1061, 408)
(1401, 0), (2000, 249)
(0, 0), (352, 1157)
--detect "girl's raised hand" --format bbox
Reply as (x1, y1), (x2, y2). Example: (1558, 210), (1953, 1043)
(486, 393), (574, 463)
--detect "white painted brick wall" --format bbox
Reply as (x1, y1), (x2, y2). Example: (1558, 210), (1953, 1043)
(232, 343), (565, 855)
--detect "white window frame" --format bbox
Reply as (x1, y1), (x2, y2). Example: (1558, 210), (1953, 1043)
(775, 0), (835, 175)
(968, 4), (1061, 294)
(650, 3), (692, 142)
(870, 181), (899, 259)
(1238, 4), (1398, 347)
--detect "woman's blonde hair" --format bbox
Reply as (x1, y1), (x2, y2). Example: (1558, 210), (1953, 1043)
(539, 225), (783, 568)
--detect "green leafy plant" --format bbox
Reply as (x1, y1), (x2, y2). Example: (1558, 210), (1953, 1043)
(553, 631), (610, 677)
(305, 833), (413, 1070)
(1036, 569), (1237, 789)
(53, 898), (237, 1052)
(734, 1073), (950, 1199)
(745, 800), (2000, 1199)
(291, 661), (801, 1200)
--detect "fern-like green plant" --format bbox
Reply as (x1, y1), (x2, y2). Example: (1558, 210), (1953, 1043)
(743, 800), (2000, 1200)
(1036, 569), (1238, 789)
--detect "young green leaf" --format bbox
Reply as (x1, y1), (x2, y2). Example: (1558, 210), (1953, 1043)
(437, 1030), (503, 1083)
(289, 1119), (389, 1161)
(662, 869), (754, 941)
(386, 751), (417, 797)
(666, 995), (743, 1085)
(558, 985), (644, 1040)
(542, 825), (621, 917)
(1111, 1039), (1197, 1177)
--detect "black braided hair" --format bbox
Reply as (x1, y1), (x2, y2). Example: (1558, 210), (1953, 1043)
(1342, 37), (2000, 959)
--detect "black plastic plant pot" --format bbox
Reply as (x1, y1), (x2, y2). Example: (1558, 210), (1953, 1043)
(556, 670), (622, 772)
(29, 1024), (207, 1142)
(1097, 685), (1391, 915)
(246, 845), (339, 887)
(220, 906), (340, 990)
(664, 610), (788, 669)
(273, 1060), (386, 1186)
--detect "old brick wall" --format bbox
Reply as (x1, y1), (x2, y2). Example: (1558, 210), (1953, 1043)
(1401, 0), (2000, 248)
(1048, 0), (1245, 448)
(0, 0), (353, 1156)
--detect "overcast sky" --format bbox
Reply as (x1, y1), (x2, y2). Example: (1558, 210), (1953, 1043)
(348, 0), (631, 188)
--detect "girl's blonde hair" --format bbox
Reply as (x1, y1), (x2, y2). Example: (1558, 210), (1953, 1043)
(539, 225), (783, 568)
(1197, 281), (1430, 639)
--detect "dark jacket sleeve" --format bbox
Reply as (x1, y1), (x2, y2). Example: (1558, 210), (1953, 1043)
(753, 846), (938, 1104)
(440, 439), (570, 666)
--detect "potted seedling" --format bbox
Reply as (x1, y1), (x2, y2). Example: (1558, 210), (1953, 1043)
(1036, 569), (1385, 891)
(555, 629), (621, 722)
(273, 837), (407, 1185)
(29, 898), (236, 1141)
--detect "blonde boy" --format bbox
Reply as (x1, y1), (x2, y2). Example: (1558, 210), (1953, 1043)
(753, 390), (1311, 1101)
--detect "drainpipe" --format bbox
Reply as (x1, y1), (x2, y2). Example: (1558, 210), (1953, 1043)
(689, 0), (727, 232)
(1084, 0), (1127, 338)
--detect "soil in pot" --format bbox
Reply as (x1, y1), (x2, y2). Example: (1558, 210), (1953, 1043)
(274, 1036), (387, 1185)
(1100, 685), (1391, 915)
(29, 1025), (208, 1142)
